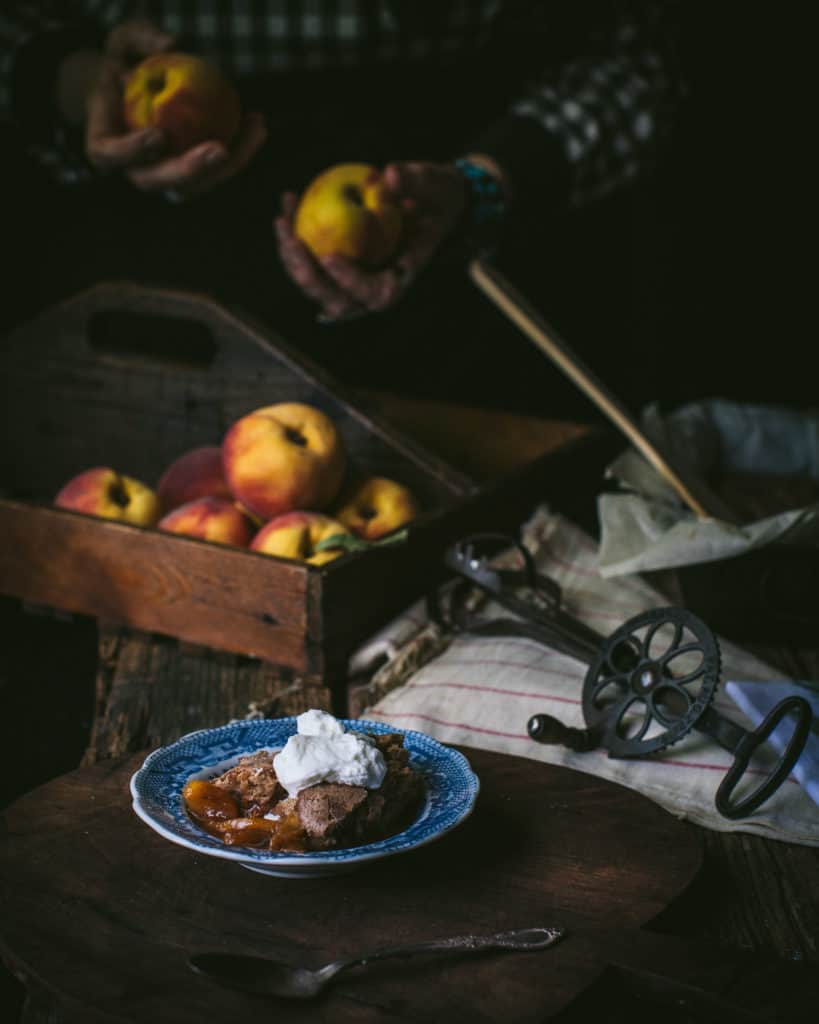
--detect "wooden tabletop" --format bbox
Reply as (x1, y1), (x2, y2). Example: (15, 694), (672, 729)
(2, 395), (818, 1023)
(0, 747), (707, 1023)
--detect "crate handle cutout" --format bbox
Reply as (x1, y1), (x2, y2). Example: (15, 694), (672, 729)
(88, 310), (217, 370)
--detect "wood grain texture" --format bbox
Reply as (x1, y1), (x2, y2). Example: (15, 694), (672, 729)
(356, 390), (589, 485)
(0, 748), (703, 1024)
(81, 624), (331, 767)
(0, 282), (469, 507)
(0, 500), (312, 665)
(0, 282), (473, 683)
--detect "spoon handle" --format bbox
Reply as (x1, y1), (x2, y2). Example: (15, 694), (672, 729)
(326, 925), (565, 979)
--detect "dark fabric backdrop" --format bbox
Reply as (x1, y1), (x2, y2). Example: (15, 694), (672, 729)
(1, 5), (809, 418)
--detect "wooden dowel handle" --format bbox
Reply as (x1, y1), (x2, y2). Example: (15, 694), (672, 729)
(469, 257), (716, 521)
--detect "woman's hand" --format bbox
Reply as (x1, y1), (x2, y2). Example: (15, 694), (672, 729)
(274, 161), (468, 321)
(83, 19), (266, 199)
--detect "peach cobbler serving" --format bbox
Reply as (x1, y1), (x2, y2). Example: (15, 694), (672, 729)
(181, 711), (424, 853)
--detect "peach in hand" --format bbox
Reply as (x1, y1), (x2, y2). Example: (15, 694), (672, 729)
(294, 163), (403, 268)
(250, 512), (351, 566)
(123, 52), (241, 156)
(333, 476), (419, 541)
(156, 446), (233, 513)
(222, 402), (346, 521)
(157, 497), (255, 547)
(54, 467), (160, 526)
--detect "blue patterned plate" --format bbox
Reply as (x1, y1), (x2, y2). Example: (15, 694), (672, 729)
(130, 717), (479, 878)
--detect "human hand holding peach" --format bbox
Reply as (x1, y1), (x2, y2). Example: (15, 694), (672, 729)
(84, 21), (266, 199)
(157, 497), (255, 547)
(222, 402), (346, 521)
(123, 52), (241, 156)
(55, 467), (160, 526)
(293, 163), (404, 269)
(79, 19), (173, 171)
(250, 512), (352, 566)
(275, 161), (467, 321)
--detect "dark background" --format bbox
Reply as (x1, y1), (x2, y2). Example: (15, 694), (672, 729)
(1, 6), (809, 422)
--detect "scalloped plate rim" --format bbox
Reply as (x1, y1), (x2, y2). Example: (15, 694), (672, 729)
(129, 717), (479, 874)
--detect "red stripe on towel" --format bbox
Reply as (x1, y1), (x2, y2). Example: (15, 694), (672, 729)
(366, 709), (527, 740)
(409, 680), (582, 704)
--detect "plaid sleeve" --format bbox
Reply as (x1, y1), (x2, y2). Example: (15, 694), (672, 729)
(1, 2), (129, 184)
(473, 0), (686, 211)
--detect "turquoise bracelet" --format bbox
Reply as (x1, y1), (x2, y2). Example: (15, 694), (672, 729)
(454, 157), (506, 230)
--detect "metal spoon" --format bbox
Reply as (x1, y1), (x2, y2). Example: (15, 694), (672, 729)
(189, 925), (566, 999)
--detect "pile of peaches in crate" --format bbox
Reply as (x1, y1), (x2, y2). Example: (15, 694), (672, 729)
(54, 403), (418, 565)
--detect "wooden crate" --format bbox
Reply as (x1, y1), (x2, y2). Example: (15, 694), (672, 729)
(0, 282), (617, 698)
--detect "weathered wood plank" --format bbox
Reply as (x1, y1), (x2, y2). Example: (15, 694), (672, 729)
(0, 281), (475, 688)
(0, 282), (466, 509)
(0, 748), (704, 1023)
(0, 500), (313, 667)
(82, 625), (330, 765)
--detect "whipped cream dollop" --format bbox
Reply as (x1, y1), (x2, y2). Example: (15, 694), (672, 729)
(273, 709), (387, 797)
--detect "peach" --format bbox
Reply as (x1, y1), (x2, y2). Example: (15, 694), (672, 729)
(294, 163), (403, 268)
(250, 512), (351, 566)
(54, 467), (160, 526)
(156, 446), (232, 513)
(222, 403), (346, 521)
(157, 496), (255, 547)
(333, 476), (419, 540)
(123, 52), (241, 156)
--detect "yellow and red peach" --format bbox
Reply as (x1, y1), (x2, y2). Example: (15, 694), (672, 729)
(222, 402), (346, 521)
(333, 476), (418, 540)
(250, 511), (350, 566)
(294, 163), (403, 268)
(123, 52), (241, 156)
(157, 496), (255, 547)
(156, 446), (232, 513)
(54, 467), (160, 526)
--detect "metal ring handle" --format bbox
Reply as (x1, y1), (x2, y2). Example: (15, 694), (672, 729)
(715, 696), (813, 820)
